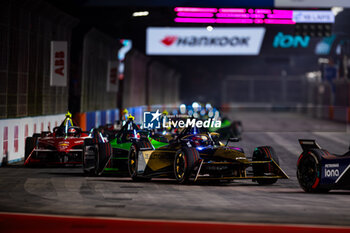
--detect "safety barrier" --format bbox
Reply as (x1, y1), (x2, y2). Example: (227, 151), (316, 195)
(0, 114), (65, 166)
(76, 109), (120, 131)
(0, 104), (179, 166)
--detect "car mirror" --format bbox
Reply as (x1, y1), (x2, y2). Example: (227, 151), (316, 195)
(229, 137), (240, 142)
(226, 137), (240, 146)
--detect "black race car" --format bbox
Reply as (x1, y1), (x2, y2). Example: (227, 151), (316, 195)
(297, 139), (350, 193)
(127, 126), (288, 184)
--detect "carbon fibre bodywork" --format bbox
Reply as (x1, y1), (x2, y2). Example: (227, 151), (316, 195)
(86, 120), (170, 175)
(297, 139), (350, 192)
(129, 127), (288, 183)
(24, 115), (94, 166)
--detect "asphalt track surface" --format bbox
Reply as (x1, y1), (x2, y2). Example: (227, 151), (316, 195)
(1, 112), (350, 228)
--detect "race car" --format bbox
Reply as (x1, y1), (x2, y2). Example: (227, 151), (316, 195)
(127, 126), (288, 184)
(82, 115), (169, 175)
(24, 112), (103, 166)
(209, 117), (243, 139)
(297, 139), (350, 193)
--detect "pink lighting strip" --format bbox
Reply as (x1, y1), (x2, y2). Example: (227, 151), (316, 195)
(264, 19), (295, 24)
(174, 17), (216, 23)
(216, 13), (250, 18)
(173, 7), (301, 24)
(249, 14), (265, 18)
(216, 18), (253, 24)
(219, 8), (246, 13)
(272, 9), (293, 15)
(255, 9), (271, 14)
(174, 7), (217, 13)
(177, 12), (214, 17)
(267, 14), (293, 19)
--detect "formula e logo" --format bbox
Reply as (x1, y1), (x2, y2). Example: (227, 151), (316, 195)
(143, 110), (162, 129)
(161, 36), (178, 46)
(325, 169), (339, 178)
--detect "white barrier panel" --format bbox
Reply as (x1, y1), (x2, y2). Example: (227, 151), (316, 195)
(0, 114), (65, 166)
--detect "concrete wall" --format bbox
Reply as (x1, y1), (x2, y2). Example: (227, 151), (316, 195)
(80, 29), (121, 112)
(0, 0), (78, 119)
(123, 50), (180, 108)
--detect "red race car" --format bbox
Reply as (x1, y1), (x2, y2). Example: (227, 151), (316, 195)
(24, 112), (106, 166)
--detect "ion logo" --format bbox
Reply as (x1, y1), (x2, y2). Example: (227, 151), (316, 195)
(143, 110), (162, 129)
(273, 32), (310, 48)
(161, 36), (178, 46)
(325, 168), (339, 178)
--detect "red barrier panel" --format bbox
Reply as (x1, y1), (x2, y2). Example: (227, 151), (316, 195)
(0, 212), (350, 233)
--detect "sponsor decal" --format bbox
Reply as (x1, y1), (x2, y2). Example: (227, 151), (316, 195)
(160, 35), (250, 47)
(273, 32), (310, 48)
(50, 41), (68, 87)
(143, 109), (221, 129)
(325, 168), (340, 178)
(315, 35), (336, 55)
(325, 163), (340, 178)
(161, 36), (178, 46)
(147, 27), (265, 55)
(106, 61), (119, 92)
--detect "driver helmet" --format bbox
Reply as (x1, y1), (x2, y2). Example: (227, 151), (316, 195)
(68, 127), (77, 136)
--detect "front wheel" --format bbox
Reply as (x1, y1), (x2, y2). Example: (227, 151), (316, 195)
(174, 147), (200, 184)
(252, 146), (279, 185)
(128, 144), (151, 182)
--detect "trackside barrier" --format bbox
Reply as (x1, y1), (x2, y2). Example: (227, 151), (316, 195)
(0, 114), (65, 166)
(76, 109), (120, 131)
(76, 105), (179, 130)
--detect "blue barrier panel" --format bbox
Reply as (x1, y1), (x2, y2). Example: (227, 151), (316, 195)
(100, 111), (106, 126)
(86, 112), (96, 131)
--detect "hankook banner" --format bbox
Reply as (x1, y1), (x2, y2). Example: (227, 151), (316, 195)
(146, 27), (266, 55)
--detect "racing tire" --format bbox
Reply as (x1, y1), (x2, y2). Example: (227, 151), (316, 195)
(24, 135), (39, 166)
(231, 121), (243, 138)
(174, 147), (200, 184)
(297, 149), (330, 193)
(83, 139), (99, 176)
(97, 142), (112, 172)
(252, 146), (279, 185)
(24, 137), (36, 166)
(128, 143), (152, 182)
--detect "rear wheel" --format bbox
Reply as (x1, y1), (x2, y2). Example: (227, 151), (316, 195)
(297, 150), (330, 193)
(252, 146), (279, 185)
(83, 139), (99, 176)
(174, 147), (200, 184)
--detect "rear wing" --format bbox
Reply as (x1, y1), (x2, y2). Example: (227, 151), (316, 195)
(298, 139), (321, 151)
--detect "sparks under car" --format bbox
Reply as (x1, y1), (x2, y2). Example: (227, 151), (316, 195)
(24, 113), (103, 166)
(127, 127), (288, 184)
(297, 139), (350, 192)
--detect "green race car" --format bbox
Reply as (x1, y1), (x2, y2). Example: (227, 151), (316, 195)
(82, 118), (168, 175)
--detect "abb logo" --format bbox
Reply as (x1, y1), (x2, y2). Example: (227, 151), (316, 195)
(110, 68), (117, 85)
(50, 41), (67, 86)
(161, 36), (178, 46)
(54, 51), (65, 76)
